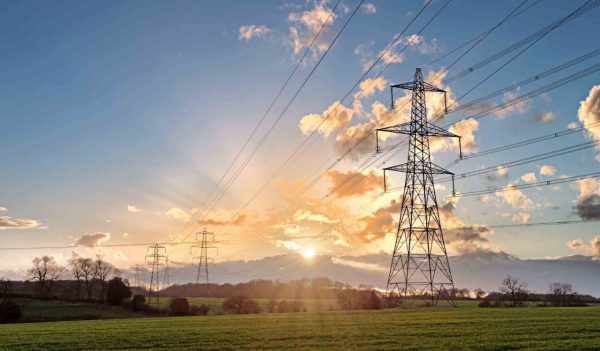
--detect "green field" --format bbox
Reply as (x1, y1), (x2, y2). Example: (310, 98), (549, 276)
(1, 305), (600, 350)
(157, 297), (338, 313)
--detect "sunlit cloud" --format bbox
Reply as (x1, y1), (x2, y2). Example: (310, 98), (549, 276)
(238, 24), (271, 41)
(127, 205), (141, 213)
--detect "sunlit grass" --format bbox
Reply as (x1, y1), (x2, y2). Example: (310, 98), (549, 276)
(2, 305), (600, 350)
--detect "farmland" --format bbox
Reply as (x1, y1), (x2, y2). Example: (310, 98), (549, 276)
(1, 305), (599, 350)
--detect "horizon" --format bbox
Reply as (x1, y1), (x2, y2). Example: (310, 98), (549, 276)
(1, 0), (600, 298)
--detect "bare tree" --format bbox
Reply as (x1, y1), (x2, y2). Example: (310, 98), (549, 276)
(94, 255), (113, 303)
(68, 254), (84, 300)
(548, 282), (575, 307)
(474, 288), (486, 300)
(27, 256), (66, 299)
(79, 258), (95, 300)
(500, 275), (528, 307)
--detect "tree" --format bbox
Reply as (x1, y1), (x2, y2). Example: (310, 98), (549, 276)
(93, 255), (113, 303)
(27, 256), (66, 299)
(548, 282), (575, 307)
(79, 258), (95, 301)
(474, 288), (486, 300)
(131, 294), (146, 312)
(169, 298), (190, 316)
(106, 277), (131, 306)
(500, 275), (528, 307)
(222, 296), (261, 314)
(68, 255), (84, 300)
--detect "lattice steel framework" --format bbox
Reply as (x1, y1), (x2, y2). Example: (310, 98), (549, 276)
(191, 228), (217, 294)
(145, 244), (167, 305)
(376, 68), (462, 307)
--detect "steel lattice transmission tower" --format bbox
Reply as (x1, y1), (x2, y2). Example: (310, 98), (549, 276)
(145, 244), (167, 305)
(191, 228), (217, 295)
(376, 68), (462, 307)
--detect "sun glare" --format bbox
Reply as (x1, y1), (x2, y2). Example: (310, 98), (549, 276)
(301, 247), (316, 259)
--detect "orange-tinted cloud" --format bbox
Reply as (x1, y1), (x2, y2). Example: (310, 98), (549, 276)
(326, 169), (383, 198)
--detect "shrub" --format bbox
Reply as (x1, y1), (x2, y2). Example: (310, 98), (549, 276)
(169, 297), (190, 316)
(0, 300), (22, 323)
(222, 296), (261, 314)
(131, 294), (146, 312)
(190, 304), (211, 316)
(106, 277), (132, 306)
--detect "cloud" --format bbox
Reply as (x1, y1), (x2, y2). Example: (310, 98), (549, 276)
(495, 88), (529, 118)
(573, 178), (600, 220)
(165, 208), (191, 222)
(512, 212), (531, 224)
(431, 118), (479, 154)
(355, 34), (439, 72)
(238, 25), (271, 41)
(127, 205), (141, 213)
(326, 169), (383, 198)
(276, 240), (301, 251)
(578, 85), (600, 147)
(199, 214), (247, 227)
(567, 122), (579, 129)
(287, 0), (337, 57)
(334, 120), (377, 161)
(0, 207), (6, 212)
(496, 183), (534, 209)
(293, 209), (337, 224)
(299, 101), (353, 137)
(540, 165), (556, 176)
(567, 235), (600, 257)
(497, 166), (509, 176)
(352, 77), (387, 115)
(533, 111), (556, 124)
(438, 197), (492, 253)
(520, 172), (537, 183)
(74, 232), (110, 247)
(0, 215), (43, 230)
(361, 3), (376, 14)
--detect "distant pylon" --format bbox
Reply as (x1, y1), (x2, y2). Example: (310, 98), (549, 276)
(376, 68), (462, 307)
(133, 264), (144, 288)
(145, 244), (167, 304)
(191, 228), (217, 295)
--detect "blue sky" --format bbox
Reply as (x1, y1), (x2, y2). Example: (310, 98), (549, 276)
(1, 0), (599, 274)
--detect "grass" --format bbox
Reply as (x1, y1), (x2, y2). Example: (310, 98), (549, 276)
(1, 305), (600, 350)
(157, 297), (338, 313)
(16, 298), (141, 321)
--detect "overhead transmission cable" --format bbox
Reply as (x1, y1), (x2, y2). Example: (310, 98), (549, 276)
(166, 0), (343, 245)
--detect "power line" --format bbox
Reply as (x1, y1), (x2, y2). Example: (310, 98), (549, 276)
(439, 140), (599, 183)
(170, 0), (366, 251)
(200, 0), (451, 238)
(166, 0), (343, 245)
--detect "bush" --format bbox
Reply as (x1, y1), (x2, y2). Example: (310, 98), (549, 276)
(0, 300), (22, 323)
(222, 296), (261, 314)
(131, 294), (146, 312)
(190, 304), (211, 316)
(106, 277), (132, 306)
(169, 297), (190, 316)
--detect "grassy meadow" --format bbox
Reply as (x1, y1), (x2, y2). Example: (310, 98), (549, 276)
(1, 304), (600, 350)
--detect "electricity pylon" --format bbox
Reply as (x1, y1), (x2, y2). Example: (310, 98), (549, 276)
(376, 68), (462, 307)
(191, 228), (217, 295)
(145, 244), (167, 305)
(133, 264), (144, 288)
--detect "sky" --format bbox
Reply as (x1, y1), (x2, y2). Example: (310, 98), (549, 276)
(1, 0), (599, 286)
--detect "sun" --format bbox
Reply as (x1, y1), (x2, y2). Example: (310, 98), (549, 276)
(301, 247), (316, 259)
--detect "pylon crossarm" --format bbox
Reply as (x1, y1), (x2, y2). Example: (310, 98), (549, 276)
(391, 82), (445, 93)
(377, 122), (459, 138)
(384, 162), (454, 175)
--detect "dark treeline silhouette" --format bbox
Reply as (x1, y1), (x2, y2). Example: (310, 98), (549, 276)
(160, 277), (352, 299)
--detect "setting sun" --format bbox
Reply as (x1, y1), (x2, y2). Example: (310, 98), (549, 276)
(302, 248), (316, 259)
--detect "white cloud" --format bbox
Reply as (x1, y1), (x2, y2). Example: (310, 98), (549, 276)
(578, 85), (600, 148)
(299, 101), (353, 137)
(127, 205), (141, 213)
(74, 232), (110, 247)
(540, 165), (556, 176)
(497, 166), (509, 176)
(0, 207), (6, 212)
(520, 172), (537, 183)
(0, 215), (43, 230)
(496, 183), (534, 209)
(238, 25), (272, 41)
(165, 207), (191, 222)
(361, 3), (376, 14)
(287, 0), (336, 57)
(276, 240), (301, 251)
(512, 212), (531, 224)
(567, 122), (579, 129)
(293, 209), (338, 224)
(567, 235), (600, 257)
